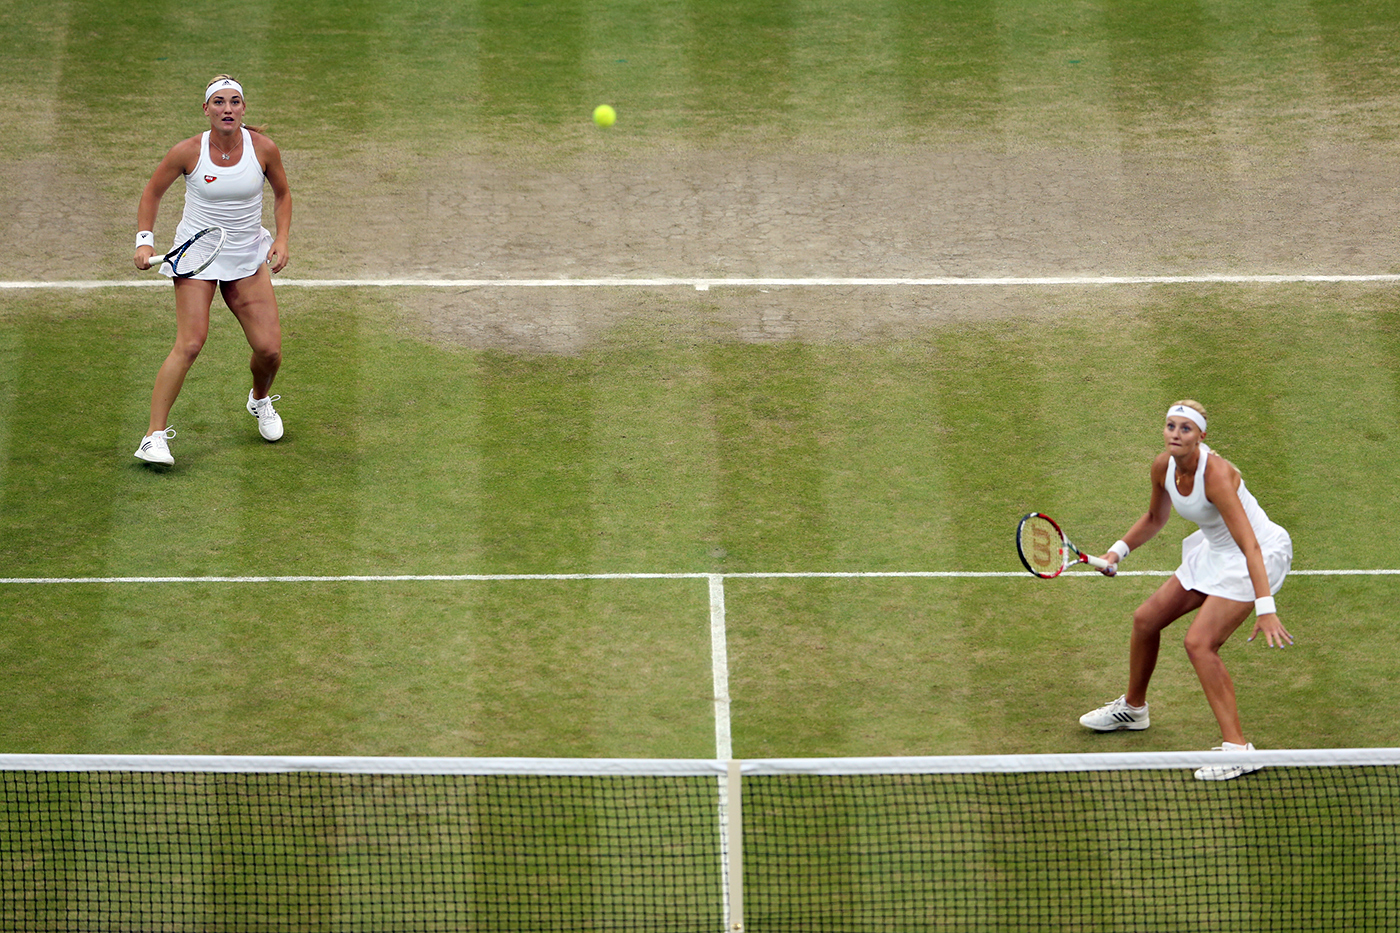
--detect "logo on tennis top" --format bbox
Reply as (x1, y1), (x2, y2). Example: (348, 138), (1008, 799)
(204, 175), (217, 183)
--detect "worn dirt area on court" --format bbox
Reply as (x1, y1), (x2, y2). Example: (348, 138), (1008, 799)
(383, 144), (1400, 280)
(348, 142), (1400, 352)
(5, 141), (1398, 353)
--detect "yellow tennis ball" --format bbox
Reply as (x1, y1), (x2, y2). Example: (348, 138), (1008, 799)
(593, 104), (616, 128)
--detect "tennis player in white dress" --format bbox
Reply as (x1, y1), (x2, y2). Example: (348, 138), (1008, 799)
(133, 75), (292, 465)
(1078, 401), (1294, 780)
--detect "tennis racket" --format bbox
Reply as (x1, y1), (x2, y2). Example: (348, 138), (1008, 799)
(144, 226), (225, 278)
(1016, 512), (1113, 578)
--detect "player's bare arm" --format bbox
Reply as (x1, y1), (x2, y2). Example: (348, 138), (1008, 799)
(134, 137), (202, 269)
(1204, 454), (1294, 647)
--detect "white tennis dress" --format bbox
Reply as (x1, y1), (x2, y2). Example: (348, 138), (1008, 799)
(1169, 443), (1292, 601)
(163, 128), (271, 282)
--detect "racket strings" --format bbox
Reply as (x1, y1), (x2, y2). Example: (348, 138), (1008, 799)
(169, 228), (224, 276)
(177, 234), (220, 274)
(1019, 515), (1064, 575)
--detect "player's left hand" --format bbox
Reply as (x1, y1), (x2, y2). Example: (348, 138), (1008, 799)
(1248, 613), (1294, 648)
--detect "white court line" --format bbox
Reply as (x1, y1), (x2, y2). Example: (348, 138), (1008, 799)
(708, 575), (733, 761)
(6, 273), (1400, 291)
(0, 569), (1394, 584)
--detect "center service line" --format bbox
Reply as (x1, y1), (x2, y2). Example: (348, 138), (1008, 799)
(708, 574), (733, 761)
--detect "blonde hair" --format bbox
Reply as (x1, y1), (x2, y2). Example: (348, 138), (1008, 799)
(1170, 399), (1208, 424)
(204, 74), (265, 135)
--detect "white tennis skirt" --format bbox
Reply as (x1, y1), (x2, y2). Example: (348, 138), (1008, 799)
(162, 224), (271, 282)
(1175, 526), (1293, 602)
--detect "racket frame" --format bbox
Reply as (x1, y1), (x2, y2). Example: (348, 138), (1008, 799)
(1016, 511), (1112, 579)
(146, 226), (226, 278)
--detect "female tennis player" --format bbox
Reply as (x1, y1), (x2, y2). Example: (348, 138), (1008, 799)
(132, 74), (292, 465)
(1078, 400), (1294, 780)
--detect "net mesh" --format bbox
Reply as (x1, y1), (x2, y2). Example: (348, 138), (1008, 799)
(2, 768), (723, 933)
(3, 753), (1397, 932)
(742, 764), (1400, 932)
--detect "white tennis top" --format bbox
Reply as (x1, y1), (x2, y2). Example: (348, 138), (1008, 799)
(1168, 443), (1292, 601)
(165, 128), (270, 281)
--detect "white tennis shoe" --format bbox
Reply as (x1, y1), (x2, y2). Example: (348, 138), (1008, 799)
(134, 427), (177, 465)
(1079, 695), (1150, 731)
(1194, 741), (1261, 781)
(247, 389), (284, 441)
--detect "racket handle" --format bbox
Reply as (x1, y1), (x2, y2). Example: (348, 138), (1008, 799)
(1086, 554), (1111, 570)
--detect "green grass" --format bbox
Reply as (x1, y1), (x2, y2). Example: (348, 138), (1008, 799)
(2, 284), (1398, 757)
(6, 2), (1400, 929)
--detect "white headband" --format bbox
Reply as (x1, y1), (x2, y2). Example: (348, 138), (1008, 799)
(1167, 405), (1207, 433)
(204, 79), (244, 103)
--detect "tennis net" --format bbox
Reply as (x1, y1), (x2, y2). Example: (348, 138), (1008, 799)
(2, 749), (1397, 931)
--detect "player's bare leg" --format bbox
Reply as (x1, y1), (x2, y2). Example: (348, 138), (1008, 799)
(147, 278), (216, 435)
(1125, 576), (1205, 707)
(223, 267), (285, 440)
(222, 266), (281, 397)
(1183, 597), (1254, 746)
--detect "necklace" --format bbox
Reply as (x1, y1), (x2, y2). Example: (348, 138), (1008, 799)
(210, 135), (238, 161)
(1174, 459), (1194, 492)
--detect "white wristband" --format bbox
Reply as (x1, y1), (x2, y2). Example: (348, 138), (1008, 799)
(1255, 596), (1276, 616)
(136, 230), (155, 250)
(1109, 540), (1130, 560)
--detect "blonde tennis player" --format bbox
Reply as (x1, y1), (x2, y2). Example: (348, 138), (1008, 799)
(1079, 400), (1294, 780)
(133, 74), (292, 465)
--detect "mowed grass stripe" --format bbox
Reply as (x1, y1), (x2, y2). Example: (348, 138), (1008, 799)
(1312, 0), (1400, 140)
(1103, 0), (1222, 147)
(683, 0), (795, 136)
(476, 350), (597, 572)
(925, 323), (1069, 746)
(5, 284), (1400, 759)
(478, 0), (586, 128)
(0, 295), (137, 576)
(1249, 293), (1381, 565)
(581, 0), (681, 130)
(893, 0), (1002, 140)
(1, 587), (109, 750)
(348, 294), (483, 573)
(993, 0), (1117, 149)
(0, 311), (17, 515)
(587, 313), (720, 571)
(0, 1), (65, 159)
(469, 351), (602, 755)
(708, 342), (840, 755)
(819, 340), (949, 570)
(1208, 0), (1332, 149)
(787, 0), (902, 138)
(461, 579), (718, 759)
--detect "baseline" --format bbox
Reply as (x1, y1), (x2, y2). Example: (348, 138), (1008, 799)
(0, 569), (1393, 584)
(6, 273), (1400, 291)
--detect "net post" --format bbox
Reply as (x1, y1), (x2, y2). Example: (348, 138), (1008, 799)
(726, 759), (744, 932)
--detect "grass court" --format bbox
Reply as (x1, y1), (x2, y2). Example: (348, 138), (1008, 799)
(2, 0), (1399, 765)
